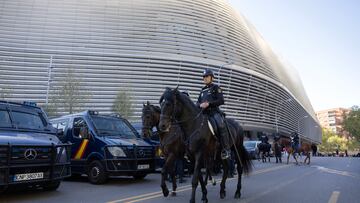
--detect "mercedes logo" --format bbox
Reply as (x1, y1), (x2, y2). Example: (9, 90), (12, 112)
(24, 148), (37, 160)
(138, 150), (145, 157)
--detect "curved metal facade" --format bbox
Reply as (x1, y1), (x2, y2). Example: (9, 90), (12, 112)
(0, 0), (321, 143)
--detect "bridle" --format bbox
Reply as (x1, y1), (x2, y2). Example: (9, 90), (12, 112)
(142, 107), (158, 136)
(160, 96), (204, 127)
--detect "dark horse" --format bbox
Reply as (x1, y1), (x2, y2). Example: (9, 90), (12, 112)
(142, 101), (185, 197)
(158, 87), (252, 203)
(257, 142), (271, 163)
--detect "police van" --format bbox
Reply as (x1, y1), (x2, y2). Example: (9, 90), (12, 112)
(50, 110), (155, 184)
(0, 101), (71, 193)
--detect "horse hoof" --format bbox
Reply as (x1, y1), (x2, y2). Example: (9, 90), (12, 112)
(202, 199), (208, 203)
(234, 191), (241, 199)
(220, 191), (226, 199)
(212, 180), (216, 186)
(171, 191), (176, 196)
(163, 188), (169, 197)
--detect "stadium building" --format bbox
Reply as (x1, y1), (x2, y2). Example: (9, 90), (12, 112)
(0, 0), (321, 143)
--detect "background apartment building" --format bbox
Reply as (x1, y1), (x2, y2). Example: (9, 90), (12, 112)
(316, 108), (350, 137)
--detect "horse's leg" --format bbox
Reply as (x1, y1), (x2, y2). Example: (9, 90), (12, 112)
(190, 153), (201, 203)
(198, 171), (208, 203)
(170, 162), (177, 196)
(287, 151), (290, 164)
(234, 154), (243, 199)
(204, 167), (209, 186)
(293, 152), (298, 165)
(206, 156), (216, 186)
(307, 152), (311, 165)
(161, 154), (176, 197)
(268, 152), (270, 162)
(303, 151), (308, 164)
(220, 158), (229, 199)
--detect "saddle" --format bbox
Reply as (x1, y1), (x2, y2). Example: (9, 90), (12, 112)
(207, 116), (218, 139)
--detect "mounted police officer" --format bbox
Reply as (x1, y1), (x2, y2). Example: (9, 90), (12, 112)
(259, 133), (269, 144)
(290, 131), (300, 151)
(197, 68), (231, 159)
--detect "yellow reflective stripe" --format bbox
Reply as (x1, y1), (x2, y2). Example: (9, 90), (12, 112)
(74, 139), (89, 159)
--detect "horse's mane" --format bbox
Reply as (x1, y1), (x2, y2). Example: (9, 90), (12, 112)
(175, 89), (199, 113)
(152, 105), (161, 113)
(143, 101), (161, 114)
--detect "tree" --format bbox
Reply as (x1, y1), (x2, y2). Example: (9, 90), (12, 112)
(48, 68), (91, 115)
(319, 128), (359, 153)
(343, 105), (360, 142)
(0, 85), (12, 100)
(112, 88), (134, 120)
(319, 129), (335, 153)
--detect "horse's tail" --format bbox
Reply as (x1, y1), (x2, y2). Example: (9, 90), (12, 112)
(237, 142), (253, 175)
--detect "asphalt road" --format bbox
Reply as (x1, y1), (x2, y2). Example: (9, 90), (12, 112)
(1, 157), (359, 203)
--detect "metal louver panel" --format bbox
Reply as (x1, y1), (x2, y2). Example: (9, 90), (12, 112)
(0, 0), (321, 143)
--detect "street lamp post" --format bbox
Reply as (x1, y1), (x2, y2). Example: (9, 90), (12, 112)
(217, 62), (234, 85)
(45, 55), (54, 107)
(275, 98), (292, 133)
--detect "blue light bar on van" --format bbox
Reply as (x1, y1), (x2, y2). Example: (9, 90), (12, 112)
(23, 101), (37, 107)
(109, 113), (122, 118)
(88, 110), (99, 115)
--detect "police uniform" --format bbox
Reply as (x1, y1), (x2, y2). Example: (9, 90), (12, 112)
(260, 135), (269, 144)
(291, 132), (300, 150)
(197, 69), (230, 159)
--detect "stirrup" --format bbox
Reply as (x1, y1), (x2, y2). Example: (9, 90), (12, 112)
(221, 150), (230, 160)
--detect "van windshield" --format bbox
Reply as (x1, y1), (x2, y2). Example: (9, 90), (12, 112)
(244, 142), (256, 148)
(0, 109), (47, 131)
(91, 116), (137, 139)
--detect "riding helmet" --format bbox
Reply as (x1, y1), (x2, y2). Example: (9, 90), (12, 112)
(202, 68), (214, 78)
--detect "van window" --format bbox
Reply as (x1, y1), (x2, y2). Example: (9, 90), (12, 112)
(51, 119), (69, 138)
(73, 117), (88, 138)
(0, 110), (11, 127)
(11, 111), (46, 130)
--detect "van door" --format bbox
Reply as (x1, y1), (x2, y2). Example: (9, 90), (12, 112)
(71, 117), (91, 174)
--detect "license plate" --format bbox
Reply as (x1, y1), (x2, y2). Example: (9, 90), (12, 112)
(137, 164), (150, 170)
(14, 172), (44, 182)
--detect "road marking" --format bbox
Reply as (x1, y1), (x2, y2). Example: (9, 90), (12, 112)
(312, 165), (359, 179)
(107, 164), (291, 203)
(124, 187), (191, 203)
(328, 191), (340, 203)
(240, 170), (316, 203)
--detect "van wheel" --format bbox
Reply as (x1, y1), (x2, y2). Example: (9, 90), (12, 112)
(0, 186), (6, 194)
(133, 174), (147, 180)
(88, 160), (107, 184)
(43, 181), (61, 191)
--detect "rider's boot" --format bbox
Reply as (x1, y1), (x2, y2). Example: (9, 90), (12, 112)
(219, 128), (231, 160)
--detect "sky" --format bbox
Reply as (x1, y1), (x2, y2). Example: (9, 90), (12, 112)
(228, 0), (360, 112)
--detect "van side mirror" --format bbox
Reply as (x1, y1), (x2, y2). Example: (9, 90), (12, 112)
(57, 128), (64, 137)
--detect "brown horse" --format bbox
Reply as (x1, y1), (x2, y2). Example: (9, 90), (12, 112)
(281, 137), (311, 165)
(142, 101), (185, 197)
(158, 87), (252, 203)
(273, 137), (282, 163)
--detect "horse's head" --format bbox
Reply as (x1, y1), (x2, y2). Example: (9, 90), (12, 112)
(141, 101), (160, 138)
(158, 87), (181, 132)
